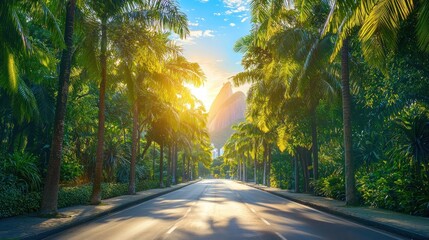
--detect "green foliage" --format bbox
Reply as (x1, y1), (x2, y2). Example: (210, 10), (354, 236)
(60, 155), (84, 183)
(0, 179), (163, 218)
(357, 162), (429, 216)
(312, 169), (345, 201)
(0, 152), (41, 193)
(389, 102), (429, 168)
(0, 188), (41, 218)
(270, 150), (293, 189)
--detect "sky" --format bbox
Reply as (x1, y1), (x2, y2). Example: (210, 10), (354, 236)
(174, 0), (252, 111)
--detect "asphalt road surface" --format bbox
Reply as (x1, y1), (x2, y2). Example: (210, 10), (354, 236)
(46, 179), (405, 240)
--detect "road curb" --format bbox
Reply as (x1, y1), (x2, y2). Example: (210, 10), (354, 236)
(239, 181), (427, 240)
(23, 180), (201, 240)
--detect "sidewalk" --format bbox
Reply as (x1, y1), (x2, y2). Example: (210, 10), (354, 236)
(0, 180), (200, 240)
(241, 182), (429, 240)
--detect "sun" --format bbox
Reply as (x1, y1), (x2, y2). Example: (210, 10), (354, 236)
(187, 84), (210, 111)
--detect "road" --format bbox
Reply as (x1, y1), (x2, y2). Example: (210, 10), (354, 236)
(47, 179), (405, 240)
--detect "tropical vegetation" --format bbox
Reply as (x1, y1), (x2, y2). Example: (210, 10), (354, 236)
(0, 0), (211, 218)
(222, 0), (429, 216)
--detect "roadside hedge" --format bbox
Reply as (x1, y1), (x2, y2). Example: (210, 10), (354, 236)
(0, 180), (162, 218)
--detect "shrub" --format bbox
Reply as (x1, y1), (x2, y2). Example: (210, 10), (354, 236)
(60, 156), (84, 183)
(136, 179), (159, 191)
(312, 169), (345, 201)
(58, 185), (92, 208)
(101, 183), (128, 199)
(357, 162), (429, 216)
(0, 188), (41, 218)
(0, 152), (41, 192)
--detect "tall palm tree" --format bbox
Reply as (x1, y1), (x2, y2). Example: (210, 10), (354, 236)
(317, 0), (429, 205)
(87, 0), (189, 204)
(40, 0), (77, 215)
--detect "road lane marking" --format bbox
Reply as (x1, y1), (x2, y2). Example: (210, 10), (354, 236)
(183, 208), (192, 218)
(250, 208), (256, 213)
(275, 232), (287, 240)
(166, 226), (177, 234)
(260, 217), (271, 225)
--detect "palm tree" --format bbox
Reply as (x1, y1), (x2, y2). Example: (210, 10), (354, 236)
(87, 0), (189, 204)
(40, 0), (77, 215)
(335, 0), (429, 67)
(0, 1), (62, 123)
(317, 0), (360, 205)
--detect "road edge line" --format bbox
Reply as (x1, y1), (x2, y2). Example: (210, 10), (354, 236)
(237, 181), (427, 240)
(24, 180), (202, 240)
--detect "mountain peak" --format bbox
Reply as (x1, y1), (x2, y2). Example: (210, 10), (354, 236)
(208, 82), (246, 148)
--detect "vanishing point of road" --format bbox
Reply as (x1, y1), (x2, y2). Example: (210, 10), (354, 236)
(47, 179), (405, 240)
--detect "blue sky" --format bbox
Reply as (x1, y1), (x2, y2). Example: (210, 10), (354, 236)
(175, 0), (252, 110)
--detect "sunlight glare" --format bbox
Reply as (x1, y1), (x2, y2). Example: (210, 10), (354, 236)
(188, 84), (210, 111)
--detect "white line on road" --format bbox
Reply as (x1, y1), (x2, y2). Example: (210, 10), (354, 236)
(250, 208), (256, 213)
(183, 208), (192, 218)
(166, 226), (177, 234)
(275, 232), (288, 240)
(260, 217), (271, 225)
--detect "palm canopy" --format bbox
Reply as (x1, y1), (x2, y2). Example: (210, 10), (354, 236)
(0, 0), (63, 122)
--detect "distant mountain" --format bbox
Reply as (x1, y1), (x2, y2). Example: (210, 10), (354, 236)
(208, 82), (246, 148)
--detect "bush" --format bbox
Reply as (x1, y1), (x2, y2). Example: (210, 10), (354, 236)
(100, 183), (128, 199)
(0, 188), (41, 218)
(313, 169), (345, 201)
(136, 179), (160, 191)
(58, 185), (92, 208)
(0, 152), (41, 192)
(357, 162), (429, 216)
(0, 180), (163, 218)
(60, 156), (84, 183)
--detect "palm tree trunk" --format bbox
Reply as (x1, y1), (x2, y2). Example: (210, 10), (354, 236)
(189, 159), (194, 181)
(128, 102), (138, 194)
(263, 141), (267, 186)
(152, 145), (156, 180)
(91, 19), (108, 205)
(254, 139), (258, 184)
(187, 156), (191, 181)
(167, 145), (171, 186)
(311, 106), (319, 180)
(182, 153), (186, 182)
(172, 143), (177, 185)
(40, 0), (76, 215)
(341, 38), (357, 205)
(159, 142), (164, 187)
(267, 144), (271, 187)
(294, 149), (299, 193)
(243, 157), (246, 181)
(238, 159), (241, 180)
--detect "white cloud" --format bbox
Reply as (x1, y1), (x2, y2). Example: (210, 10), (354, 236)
(190, 30), (203, 38)
(203, 30), (215, 37)
(214, 12), (221, 16)
(223, 0), (250, 14)
(199, 0), (209, 2)
(187, 30), (215, 39)
(188, 21), (199, 27)
(230, 23), (236, 27)
(241, 17), (248, 22)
